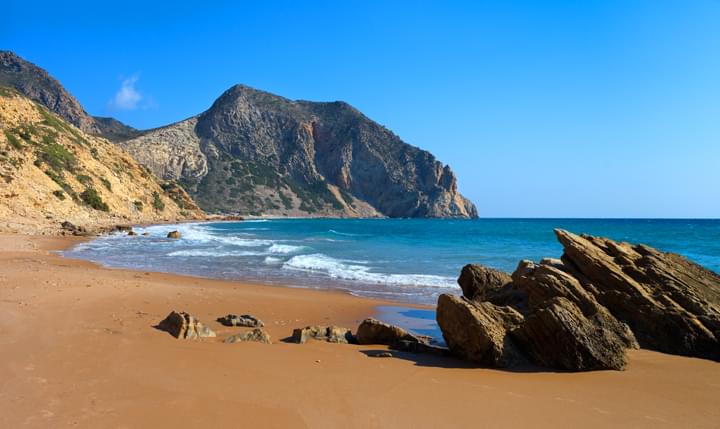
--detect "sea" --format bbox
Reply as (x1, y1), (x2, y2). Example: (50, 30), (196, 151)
(63, 218), (720, 306)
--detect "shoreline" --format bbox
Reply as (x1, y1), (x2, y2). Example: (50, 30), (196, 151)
(1, 232), (719, 427)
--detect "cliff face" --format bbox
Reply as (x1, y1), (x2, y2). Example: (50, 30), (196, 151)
(0, 51), (139, 141)
(121, 85), (477, 218)
(0, 88), (203, 234)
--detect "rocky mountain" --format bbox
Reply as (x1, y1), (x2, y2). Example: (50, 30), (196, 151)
(0, 87), (203, 234)
(437, 229), (720, 371)
(120, 85), (477, 218)
(0, 51), (139, 141)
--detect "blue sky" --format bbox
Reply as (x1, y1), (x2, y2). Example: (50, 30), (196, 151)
(4, 0), (719, 217)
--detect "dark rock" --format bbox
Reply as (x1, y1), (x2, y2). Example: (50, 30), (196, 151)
(513, 297), (629, 371)
(291, 325), (355, 344)
(224, 328), (271, 344)
(437, 294), (527, 367)
(60, 221), (87, 235)
(142, 232), (150, 236)
(115, 225), (132, 232)
(157, 311), (216, 339)
(355, 318), (442, 355)
(555, 229), (720, 361)
(370, 351), (394, 358)
(458, 264), (512, 301)
(127, 230), (137, 236)
(217, 314), (264, 328)
(167, 230), (181, 239)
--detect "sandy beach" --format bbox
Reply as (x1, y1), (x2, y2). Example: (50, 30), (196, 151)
(1, 233), (719, 428)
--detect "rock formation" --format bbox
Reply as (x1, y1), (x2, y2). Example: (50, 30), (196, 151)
(437, 229), (720, 371)
(157, 311), (216, 339)
(166, 231), (181, 239)
(291, 325), (355, 344)
(119, 85), (477, 218)
(217, 314), (264, 328)
(224, 328), (271, 344)
(356, 318), (447, 355)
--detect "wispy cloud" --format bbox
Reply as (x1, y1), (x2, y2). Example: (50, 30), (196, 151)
(109, 75), (142, 110)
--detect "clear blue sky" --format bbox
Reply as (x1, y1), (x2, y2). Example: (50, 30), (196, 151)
(4, 0), (719, 218)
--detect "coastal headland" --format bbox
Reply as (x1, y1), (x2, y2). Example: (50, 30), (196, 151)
(1, 233), (718, 428)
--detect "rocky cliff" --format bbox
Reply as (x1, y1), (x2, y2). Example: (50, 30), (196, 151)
(437, 229), (720, 371)
(120, 85), (477, 218)
(0, 87), (203, 234)
(0, 51), (139, 141)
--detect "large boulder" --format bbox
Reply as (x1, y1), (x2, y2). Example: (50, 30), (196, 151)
(167, 230), (181, 239)
(513, 297), (629, 371)
(157, 311), (216, 339)
(555, 229), (720, 361)
(291, 325), (355, 344)
(437, 294), (526, 367)
(437, 229), (720, 371)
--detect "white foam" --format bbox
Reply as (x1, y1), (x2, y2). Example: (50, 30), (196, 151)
(167, 249), (265, 257)
(283, 254), (457, 288)
(263, 256), (284, 265)
(268, 244), (305, 254)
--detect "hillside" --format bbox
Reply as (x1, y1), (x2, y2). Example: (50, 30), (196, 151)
(0, 51), (139, 141)
(0, 87), (203, 234)
(121, 85), (478, 218)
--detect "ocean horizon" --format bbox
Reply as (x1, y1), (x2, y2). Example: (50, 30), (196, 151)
(64, 218), (720, 305)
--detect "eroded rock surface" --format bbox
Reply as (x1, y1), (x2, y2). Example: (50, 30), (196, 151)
(217, 314), (264, 328)
(291, 325), (355, 344)
(224, 328), (271, 344)
(437, 229), (719, 371)
(157, 311), (216, 339)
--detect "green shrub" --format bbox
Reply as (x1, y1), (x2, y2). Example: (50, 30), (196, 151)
(52, 190), (66, 200)
(133, 200), (143, 211)
(80, 188), (109, 211)
(38, 142), (77, 173)
(4, 130), (23, 150)
(76, 174), (93, 186)
(100, 177), (112, 191)
(152, 191), (165, 211)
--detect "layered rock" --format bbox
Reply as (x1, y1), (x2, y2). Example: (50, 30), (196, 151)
(224, 328), (271, 344)
(120, 85), (477, 218)
(291, 325), (355, 344)
(217, 314), (264, 328)
(437, 229), (720, 371)
(157, 311), (216, 339)
(356, 318), (447, 355)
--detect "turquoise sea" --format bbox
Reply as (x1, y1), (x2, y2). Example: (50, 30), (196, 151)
(64, 218), (720, 305)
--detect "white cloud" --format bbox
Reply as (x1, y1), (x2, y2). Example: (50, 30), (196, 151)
(109, 75), (142, 110)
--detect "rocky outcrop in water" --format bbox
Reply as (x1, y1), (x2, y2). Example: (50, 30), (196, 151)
(437, 229), (720, 371)
(119, 85), (477, 218)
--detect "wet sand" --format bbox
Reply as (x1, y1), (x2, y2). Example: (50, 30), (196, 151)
(1, 233), (719, 428)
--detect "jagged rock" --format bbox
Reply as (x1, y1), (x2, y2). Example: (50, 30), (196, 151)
(167, 230), (181, 239)
(437, 229), (720, 371)
(60, 221), (87, 235)
(355, 318), (445, 355)
(157, 311), (216, 339)
(511, 260), (638, 349)
(224, 328), (271, 344)
(555, 229), (720, 361)
(127, 230), (137, 236)
(291, 325), (355, 344)
(217, 314), (264, 328)
(437, 294), (527, 367)
(513, 297), (629, 371)
(458, 264), (512, 301)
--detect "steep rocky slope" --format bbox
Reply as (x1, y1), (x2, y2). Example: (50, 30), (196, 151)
(0, 51), (139, 141)
(0, 87), (203, 234)
(121, 85), (477, 218)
